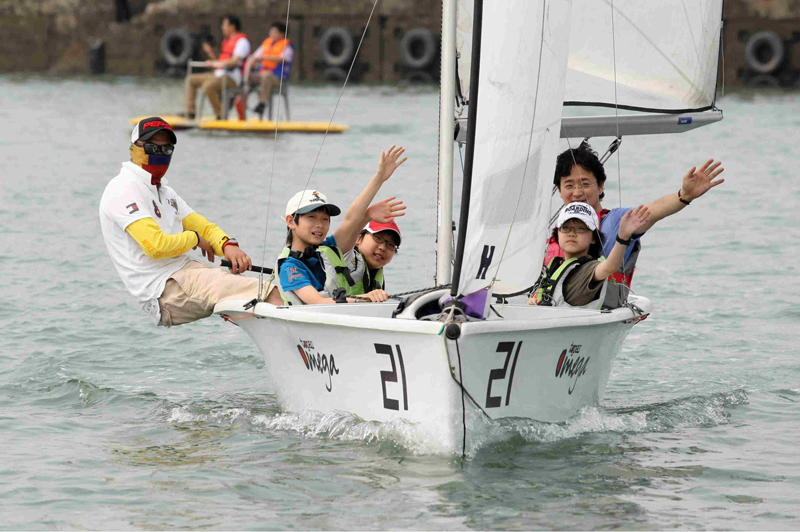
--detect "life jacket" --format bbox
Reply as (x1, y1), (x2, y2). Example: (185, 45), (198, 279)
(534, 256), (609, 309)
(219, 32), (249, 73)
(274, 245), (353, 305)
(544, 208), (639, 287)
(260, 37), (293, 79)
(347, 248), (385, 295)
(219, 33), (248, 62)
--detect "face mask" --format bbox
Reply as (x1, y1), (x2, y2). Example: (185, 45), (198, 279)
(130, 143), (171, 185)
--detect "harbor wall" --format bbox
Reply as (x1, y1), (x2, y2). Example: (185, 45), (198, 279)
(0, 0), (442, 82)
(1, 0), (798, 86)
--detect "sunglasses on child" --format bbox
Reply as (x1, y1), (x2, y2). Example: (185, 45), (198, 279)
(142, 142), (175, 156)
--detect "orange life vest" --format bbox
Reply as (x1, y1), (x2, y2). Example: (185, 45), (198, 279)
(261, 37), (291, 71)
(219, 32), (249, 63)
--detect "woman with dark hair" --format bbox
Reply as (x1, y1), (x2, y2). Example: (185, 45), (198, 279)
(530, 202), (650, 308)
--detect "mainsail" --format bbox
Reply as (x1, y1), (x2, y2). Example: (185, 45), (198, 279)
(457, 0), (724, 114)
(451, 0), (725, 298)
(453, 0), (573, 297)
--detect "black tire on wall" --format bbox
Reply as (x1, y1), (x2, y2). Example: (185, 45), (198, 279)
(319, 27), (356, 67)
(744, 31), (785, 74)
(321, 67), (348, 83)
(402, 70), (434, 84)
(161, 28), (194, 66)
(746, 74), (781, 88)
(400, 29), (437, 69)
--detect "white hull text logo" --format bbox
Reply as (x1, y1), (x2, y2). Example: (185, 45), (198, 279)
(297, 339), (340, 392)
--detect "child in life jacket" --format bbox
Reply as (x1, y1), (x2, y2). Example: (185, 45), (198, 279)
(529, 201), (650, 308)
(274, 146), (407, 305)
(345, 220), (402, 295)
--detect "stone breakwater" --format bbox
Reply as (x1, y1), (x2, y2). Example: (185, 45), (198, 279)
(1, 0), (798, 86)
(0, 0), (443, 82)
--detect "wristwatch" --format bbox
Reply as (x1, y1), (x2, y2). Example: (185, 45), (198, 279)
(221, 237), (238, 250)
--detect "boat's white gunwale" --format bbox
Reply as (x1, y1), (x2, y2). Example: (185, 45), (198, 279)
(215, 295), (651, 335)
(215, 300), (446, 335)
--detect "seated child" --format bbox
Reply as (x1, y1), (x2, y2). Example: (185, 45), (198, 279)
(274, 146), (407, 305)
(345, 220), (402, 295)
(529, 201), (649, 308)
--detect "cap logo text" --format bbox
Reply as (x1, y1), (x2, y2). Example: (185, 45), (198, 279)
(142, 121), (171, 131)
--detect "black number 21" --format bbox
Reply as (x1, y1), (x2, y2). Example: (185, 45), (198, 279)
(375, 344), (408, 411)
(485, 341), (522, 408)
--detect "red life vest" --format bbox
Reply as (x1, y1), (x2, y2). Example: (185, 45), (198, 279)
(543, 208), (637, 288)
(219, 32), (248, 63)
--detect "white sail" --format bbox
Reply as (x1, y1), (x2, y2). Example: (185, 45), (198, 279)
(457, 0), (723, 114)
(456, 0), (573, 296)
(565, 0), (723, 112)
(455, 0), (474, 107)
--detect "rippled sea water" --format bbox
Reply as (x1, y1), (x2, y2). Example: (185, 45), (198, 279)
(1, 74), (799, 530)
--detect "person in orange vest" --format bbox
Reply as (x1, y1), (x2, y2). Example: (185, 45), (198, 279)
(243, 22), (294, 119)
(184, 14), (251, 120)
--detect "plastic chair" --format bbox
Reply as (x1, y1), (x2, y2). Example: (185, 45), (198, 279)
(268, 81), (290, 121)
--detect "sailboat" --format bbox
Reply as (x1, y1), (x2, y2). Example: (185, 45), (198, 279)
(214, 0), (723, 452)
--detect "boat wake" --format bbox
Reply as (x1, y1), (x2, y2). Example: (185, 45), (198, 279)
(158, 389), (749, 456)
(252, 410), (452, 455)
(471, 388), (750, 449)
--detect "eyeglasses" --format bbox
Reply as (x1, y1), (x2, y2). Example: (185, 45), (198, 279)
(558, 225), (590, 234)
(143, 142), (175, 156)
(370, 233), (398, 251)
(562, 181), (596, 191)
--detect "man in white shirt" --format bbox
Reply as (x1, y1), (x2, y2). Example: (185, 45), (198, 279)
(99, 117), (280, 326)
(184, 14), (251, 119)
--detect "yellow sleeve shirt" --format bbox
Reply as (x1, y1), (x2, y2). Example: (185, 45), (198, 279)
(125, 212), (231, 259)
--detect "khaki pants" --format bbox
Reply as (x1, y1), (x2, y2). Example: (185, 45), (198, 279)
(158, 260), (264, 327)
(184, 73), (237, 118)
(257, 72), (280, 104)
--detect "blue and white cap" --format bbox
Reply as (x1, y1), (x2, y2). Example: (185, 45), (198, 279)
(556, 202), (599, 231)
(285, 189), (341, 217)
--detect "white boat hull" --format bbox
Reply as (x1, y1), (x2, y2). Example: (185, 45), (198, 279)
(214, 294), (651, 451)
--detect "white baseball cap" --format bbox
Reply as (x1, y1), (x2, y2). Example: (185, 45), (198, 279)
(285, 189), (341, 217)
(556, 202), (599, 231)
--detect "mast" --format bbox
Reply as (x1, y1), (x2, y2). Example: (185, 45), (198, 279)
(436, 0), (457, 285)
(449, 0), (482, 297)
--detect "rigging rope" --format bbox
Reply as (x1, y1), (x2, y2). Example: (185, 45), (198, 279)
(350, 284), (451, 301)
(257, 0), (381, 300)
(486, 0), (548, 295)
(610, 0), (631, 306)
(258, 0), (293, 298)
(302, 0), (379, 190)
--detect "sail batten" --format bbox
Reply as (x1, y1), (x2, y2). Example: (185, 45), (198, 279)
(457, 0), (725, 115)
(563, 0), (723, 112)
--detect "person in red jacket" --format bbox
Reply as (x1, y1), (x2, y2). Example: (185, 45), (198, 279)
(184, 14), (251, 119)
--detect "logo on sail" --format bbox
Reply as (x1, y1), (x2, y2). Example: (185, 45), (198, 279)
(555, 343), (589, 395)
(297, 339), (340, 392)
(476, 244), (495, 280)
